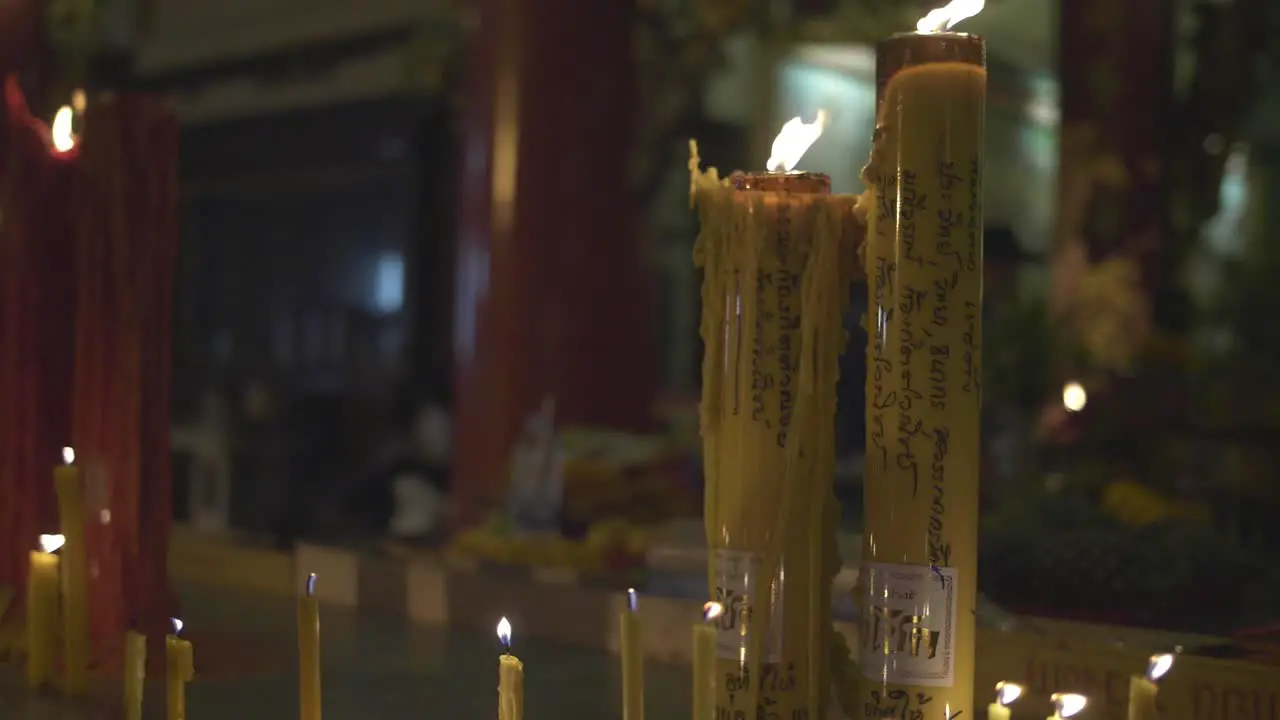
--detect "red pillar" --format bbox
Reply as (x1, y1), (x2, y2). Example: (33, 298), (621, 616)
(451, 0), (655, 525)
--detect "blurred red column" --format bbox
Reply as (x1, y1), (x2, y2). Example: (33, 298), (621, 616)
(451, 0), (656, 525)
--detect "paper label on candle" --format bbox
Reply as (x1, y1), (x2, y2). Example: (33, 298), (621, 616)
(711, 549), (783, 663)
(858, 562), (958, 687)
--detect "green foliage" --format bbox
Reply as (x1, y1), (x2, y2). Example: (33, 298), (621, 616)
(981, 486), (1267, 631)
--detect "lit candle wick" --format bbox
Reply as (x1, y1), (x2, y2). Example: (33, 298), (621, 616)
(496, 617), (513, 652)
(627, 588), (638, 614)
(306, 573), (317, 597)
(62, 447), (75, 465)
(171, 618), (184, 635)
(702, 601), (723, 623)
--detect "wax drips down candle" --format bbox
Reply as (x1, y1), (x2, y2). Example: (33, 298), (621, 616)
(858, 1), (987, 718)
(497, 617), (524, 720)
(26, 533), (63, 687)
(1128, 652), (1174, 720)
(691, 105), (865, 720)
(53, 447), (89, 695)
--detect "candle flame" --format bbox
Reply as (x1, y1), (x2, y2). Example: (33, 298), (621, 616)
(496, 617), (512, 648)
(1062, 381), (1087, 412)
(766, 110), (827, 173)
(703, 601), (724, 622)
(1147, 652), (1174, 682)
(627, 587), (638, 613)
(38, 534), (65, 553)
(995, 681), (1024, 707)
(306, 573), (317, 597)
(916, 0), (985, 33)
(171, 618), (184, 635)
(51, 106), (76, 152)
(1051, 693), (1087, 719)
(62, 447), (75, 465)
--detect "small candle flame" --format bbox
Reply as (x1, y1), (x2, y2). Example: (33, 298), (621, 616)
(1147, 652), (1175, 682)
(51, 106), (76, 153)
(766, 110), (828, 173)
(1051, 693), (1087, 719)
(171, 618), (184, 635)
(71, 89), (86, 114)
(38, 534), (65, 553)
(627, 588), (638, 613)
(62, 447), (75, 465)
(1062, 381), (1087, 412)
(496, 617), (512, 649)
(916, 0), (985, 33)
(306, 573), (317, 597)
(703, 601), (724, 622)
(995, 681), (1024, 707)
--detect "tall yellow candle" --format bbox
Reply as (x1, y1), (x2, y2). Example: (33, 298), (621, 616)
(692, 602), (720, 720)
(620, 588), (644, 720)
(496, 617), (524, 720)
(987, 682), (1024, 720)
(54, 447), (89, 695)
(124, 630), (147, 720)
(26, 534), (63, 688)
(298, 573), (322, 720)
(1128, 653), (1174, 720)
(859, 8), (986, 719)
(1049, 693), (1088, 720)
(166, 618), (194, 720)
(691, 117), (860, 720)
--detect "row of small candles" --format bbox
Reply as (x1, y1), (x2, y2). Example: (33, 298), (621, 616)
(989, 652), (1175, 720)
(26, 530), (195, 720)
(501, 594), (1175, 720)
(498, 589), (723, 720)
(26, 527), (1174, 720)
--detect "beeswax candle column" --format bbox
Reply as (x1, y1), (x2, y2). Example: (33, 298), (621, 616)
(26, 534), (63, 687)
(166, 619), (194, 720)
(860, 30), (986, 720)
(54, 448), (89, 695)
(299, 573), (322, 720)
(124, 630), (147, 720)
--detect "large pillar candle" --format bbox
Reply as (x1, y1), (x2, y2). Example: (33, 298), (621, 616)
(860, 29), (986, 720)
(692, 129), (862, 720)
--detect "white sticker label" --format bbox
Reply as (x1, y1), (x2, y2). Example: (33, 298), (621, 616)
(859, 562), (957, 687)
(712, 549), (783, 663)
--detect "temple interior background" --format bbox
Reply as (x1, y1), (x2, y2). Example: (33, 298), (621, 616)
(136, 0), (1280, 637)
(7, 0), (1280, 692)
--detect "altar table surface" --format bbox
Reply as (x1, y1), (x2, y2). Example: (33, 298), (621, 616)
(0, 583), (693, 720)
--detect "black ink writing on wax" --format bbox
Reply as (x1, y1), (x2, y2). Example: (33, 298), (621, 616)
(863, 689), (962, 720)
(774, 205), (797, 449)
(928, 428), (951, 567)
(896, 285), (928, 497)
(750, 269), (774, 426)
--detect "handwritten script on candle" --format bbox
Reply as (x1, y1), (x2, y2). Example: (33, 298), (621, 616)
(861, 126), (981, 689)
